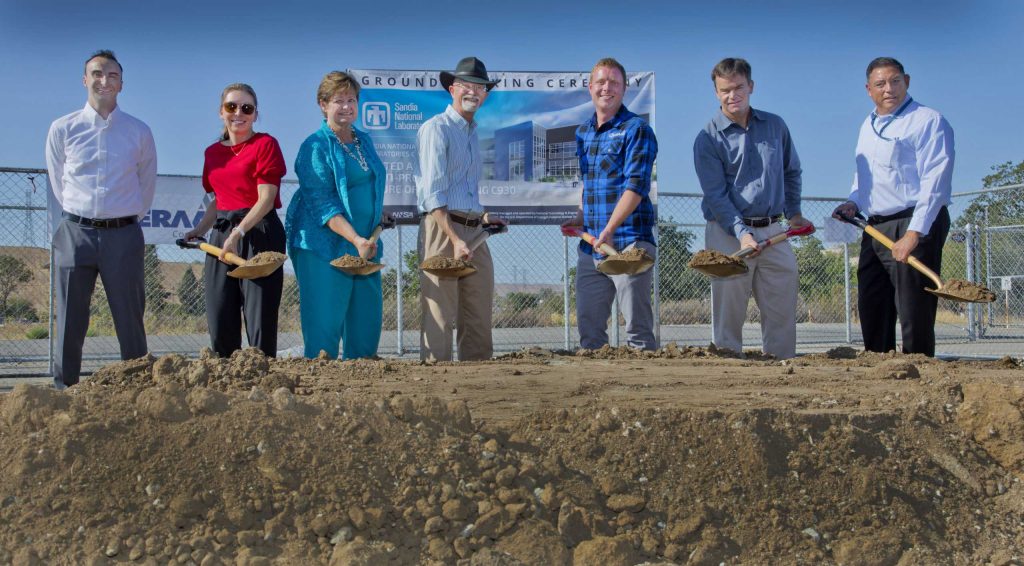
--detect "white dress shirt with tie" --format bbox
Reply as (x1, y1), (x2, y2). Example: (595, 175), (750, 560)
(848, 98), (954, 235)
(45, 103), (158, 220)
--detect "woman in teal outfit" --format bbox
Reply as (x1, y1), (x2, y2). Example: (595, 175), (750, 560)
(286, 71), (389, 359)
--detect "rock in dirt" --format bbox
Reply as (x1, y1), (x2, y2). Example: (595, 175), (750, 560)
(328, 540), (396, 566)
(957, 383), (1024, 473)
(832, 531), (903, 566)
(557, 503), (591, 547)
(136, 384), (191, 422)
(825, 346), (859, 359)
(871, 360), (920, 380)
(572, 535), (637, 566)
(2, 384), (69, 431)
(187, 387), (229, 415)
(468, 548), (527, 566)
(495, 519), (571, 566)
(605, 493), (645, 513)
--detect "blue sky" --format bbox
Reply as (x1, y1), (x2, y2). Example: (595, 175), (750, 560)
(3, 0), (1021, 199)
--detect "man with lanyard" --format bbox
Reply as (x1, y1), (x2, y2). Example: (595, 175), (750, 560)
(45, 50), (156, 389)
(415, 56), (506, 362)
(693, 58), (811, 359)
(561, 57), (658, 350)
(833, 57), (954, 356)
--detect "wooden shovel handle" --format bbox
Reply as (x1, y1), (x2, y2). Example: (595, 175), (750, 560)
(197, 242), (247, 267)
(358, 225), (385, 260)
(861, 224), (944, 289)
(561, 226), (614, 256)
(838, 213), (943, 289)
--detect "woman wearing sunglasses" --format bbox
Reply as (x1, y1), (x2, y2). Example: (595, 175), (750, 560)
(185, 83), (287, 358)
(285, 71), (388, 359)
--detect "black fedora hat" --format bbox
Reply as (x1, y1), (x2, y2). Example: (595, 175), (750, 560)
(440, 56), (499, 91)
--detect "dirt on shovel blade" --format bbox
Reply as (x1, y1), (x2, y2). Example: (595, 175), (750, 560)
(615, 247), (653, 262)
(688, 249), (744, 268)
(421, 256), (472, 271)
(246, 252), (287, 266)
(331, 255), (370, 269)
(935, 279), (998, 302)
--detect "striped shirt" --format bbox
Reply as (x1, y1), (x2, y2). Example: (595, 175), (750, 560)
(415, 105), (484, 215)
(576, 104), (658, 256)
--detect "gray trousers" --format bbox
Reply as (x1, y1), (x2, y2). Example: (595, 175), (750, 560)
(706, 220), (798, 359)
(575, 240), (657, 350)
(52, 219), (148, 387)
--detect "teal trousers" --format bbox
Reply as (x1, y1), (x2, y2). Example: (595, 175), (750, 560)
(291, 248), (382, 359)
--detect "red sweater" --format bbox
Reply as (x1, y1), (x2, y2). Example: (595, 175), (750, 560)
(202, 132), (286, 210)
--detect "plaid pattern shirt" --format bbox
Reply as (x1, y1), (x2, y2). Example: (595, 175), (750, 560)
(576, 105), (658, 257)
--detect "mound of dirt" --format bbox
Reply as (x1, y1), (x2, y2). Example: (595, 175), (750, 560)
(331, 255), (370, 269)
(688, 249), (739, 267)
(247, 252), (287, 266)
(1, 348), (1022, 564)
(422, 256), (472, 271)
(940, 279), (997, 303)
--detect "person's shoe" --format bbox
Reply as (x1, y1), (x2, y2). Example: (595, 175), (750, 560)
(52, 381), (68, 391)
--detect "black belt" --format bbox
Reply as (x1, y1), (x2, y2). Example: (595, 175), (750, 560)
(868, 207), (915, 225)
(64, 213), (136, 229)
(449, 213), (482, 228)
(741, 214), (783, 228)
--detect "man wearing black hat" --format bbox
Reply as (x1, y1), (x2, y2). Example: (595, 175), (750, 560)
(415, 56), (506, 362)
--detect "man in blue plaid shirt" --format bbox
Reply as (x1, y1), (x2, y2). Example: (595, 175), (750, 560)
(562, 57), (658, 350)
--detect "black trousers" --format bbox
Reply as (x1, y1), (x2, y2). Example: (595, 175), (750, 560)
(204, 209), (285, 358)
(857, 207), (950, 356)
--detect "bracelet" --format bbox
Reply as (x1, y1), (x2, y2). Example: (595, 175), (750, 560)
(232, 226), (246, 237)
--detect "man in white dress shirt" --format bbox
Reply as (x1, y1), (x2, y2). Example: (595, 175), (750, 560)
(45, 50), (157, 388)
(415, 56), (506, 362)
(833, 57), (954, 356)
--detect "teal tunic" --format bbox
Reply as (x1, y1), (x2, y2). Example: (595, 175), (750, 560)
(287, 122), (386, 360)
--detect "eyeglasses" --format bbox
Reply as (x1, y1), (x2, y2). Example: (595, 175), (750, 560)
(453, 81), (487, 94)
(223, 102), (256, 115)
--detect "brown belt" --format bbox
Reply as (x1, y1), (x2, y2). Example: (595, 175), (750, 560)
(449, 213), (482, 227)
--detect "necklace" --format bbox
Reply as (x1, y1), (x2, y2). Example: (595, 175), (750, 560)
(227, 135), (252, 157)
(336, 127), (370, 172)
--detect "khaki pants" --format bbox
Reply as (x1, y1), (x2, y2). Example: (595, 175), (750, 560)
(418, 215), (494, 361)
(706, 220), (798, 359)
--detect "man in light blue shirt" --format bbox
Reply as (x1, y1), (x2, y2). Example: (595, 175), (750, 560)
(833, 57), (954, 356)
(693, 58), (812, 359)
(415, 56), (506, 362)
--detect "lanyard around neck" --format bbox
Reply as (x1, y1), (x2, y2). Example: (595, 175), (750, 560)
(871, 97), (913, 140)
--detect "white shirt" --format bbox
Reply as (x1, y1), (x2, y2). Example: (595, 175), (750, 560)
(45, 103), (158, 220)
(848, 98), (954, 234)
(414, 105), (484, 215)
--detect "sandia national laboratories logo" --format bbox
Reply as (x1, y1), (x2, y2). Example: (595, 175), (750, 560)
(362, 102), (390, 130)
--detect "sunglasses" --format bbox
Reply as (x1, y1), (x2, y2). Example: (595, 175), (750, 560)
(223, 102), (256, 115)
(453, 81), (487, 94)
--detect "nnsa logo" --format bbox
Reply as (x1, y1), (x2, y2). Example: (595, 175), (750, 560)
(362, 102), (390, 130)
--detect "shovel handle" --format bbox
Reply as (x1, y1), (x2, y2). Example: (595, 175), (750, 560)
(358, 225), (385, 260)
(465, 223), (508, 252)
(837, 213), (943, 289)
(561, 226), (618, 256)
(198, 242), (247, 267)
(733, 223), (817, 259)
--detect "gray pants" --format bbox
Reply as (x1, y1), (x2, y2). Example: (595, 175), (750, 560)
(52, 219), (148, 387)
(575, 240), (657, 350)
(706, 220), (798, 359)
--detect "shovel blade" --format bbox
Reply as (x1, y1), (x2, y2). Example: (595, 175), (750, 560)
(422, 265), (478, 278)
(227, 262), (284, 279)
(597, 256), (655, 276)
(340, 263), (385, 276)
(926, 287), (997, 304)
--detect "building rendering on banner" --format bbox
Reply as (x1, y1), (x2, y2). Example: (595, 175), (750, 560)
(485, 115), (650, 182)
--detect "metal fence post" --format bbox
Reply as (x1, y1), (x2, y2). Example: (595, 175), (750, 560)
(984, 207), (992, 332)
(396, 225), (404, 355)
(563, 236), (570, 350)
(653, 225), (661, 347)
(844, 242), (852, 344)
(965, 223), (977, 341)
(611, 294), (620, 346)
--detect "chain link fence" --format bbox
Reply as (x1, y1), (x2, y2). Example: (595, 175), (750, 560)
(1, 167), (1021, 375)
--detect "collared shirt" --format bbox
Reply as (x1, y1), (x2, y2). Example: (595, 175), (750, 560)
(415, 105), (484, 215)
(693, 108), (802, 239)
(576, 104), (658, 256)
(848, 98), (954, 234)
(45, 102), (157, 220)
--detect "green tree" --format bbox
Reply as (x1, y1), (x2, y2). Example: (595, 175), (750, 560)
(792, 236), (847, 299)
(657, 221), (709, 300)
(177, 266), (205, 316)
(0, 255), (33, 324)
(402, 249), (421, 298)
(956, 160), (1024, 227)
(143, 245), (169, 313)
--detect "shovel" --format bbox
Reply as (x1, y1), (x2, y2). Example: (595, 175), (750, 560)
(689, 224), (817, 277)
(837, 213), (996, 303)
(420, 223), (508, 278)
(176, 238), (287, 279)
(561, 226), (655, 275)
(331, 224), (387, 276)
